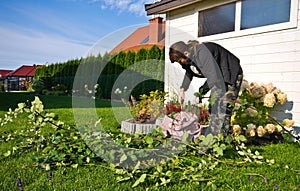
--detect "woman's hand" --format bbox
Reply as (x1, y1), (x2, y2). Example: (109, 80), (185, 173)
(179, 88), (185, 104)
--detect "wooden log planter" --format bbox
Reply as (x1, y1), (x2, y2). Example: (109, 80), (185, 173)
(121, 118), (164, 134)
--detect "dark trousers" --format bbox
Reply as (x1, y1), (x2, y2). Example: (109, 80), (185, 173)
(207, 74), (243, 135)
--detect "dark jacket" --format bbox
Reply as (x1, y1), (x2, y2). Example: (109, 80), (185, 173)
(180, 42), (243, 94)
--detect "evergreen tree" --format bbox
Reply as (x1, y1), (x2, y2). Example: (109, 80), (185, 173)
(124, 50), (136, 68)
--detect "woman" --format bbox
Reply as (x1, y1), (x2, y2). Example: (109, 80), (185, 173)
(169, 40), (243, 135)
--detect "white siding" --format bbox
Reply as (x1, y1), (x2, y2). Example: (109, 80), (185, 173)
(165, 0), (300, 125)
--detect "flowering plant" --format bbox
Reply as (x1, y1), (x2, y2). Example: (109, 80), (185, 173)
(21, 79), (34, 92)
(164, 101), (210, 125)
(130, 90), (166, 123)
(231, 80), (294, 141)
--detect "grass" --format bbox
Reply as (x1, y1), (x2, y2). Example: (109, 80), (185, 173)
(0, 92), (299, 190)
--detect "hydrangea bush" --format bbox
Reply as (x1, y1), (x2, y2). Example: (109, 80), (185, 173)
(231, 80), (294, 141)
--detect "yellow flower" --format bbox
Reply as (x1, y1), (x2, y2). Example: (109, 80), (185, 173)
(265, 124), (276, 134)
(263, 93), (276, 108)
(256, 126), (266, 137)
(232, 124), (242, 134)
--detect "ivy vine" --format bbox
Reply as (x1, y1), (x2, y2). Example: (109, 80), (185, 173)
(0, 97), (278, 188)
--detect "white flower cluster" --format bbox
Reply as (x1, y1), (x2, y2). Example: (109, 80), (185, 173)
(114, 86), (128, 95)
(241, 81), (288, 108)
(232, 123), (285, 137)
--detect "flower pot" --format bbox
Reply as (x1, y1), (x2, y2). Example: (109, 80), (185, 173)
(121, 118), (163, 134)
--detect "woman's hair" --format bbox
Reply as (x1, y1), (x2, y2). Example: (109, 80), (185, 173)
(169, 41), (188, 63)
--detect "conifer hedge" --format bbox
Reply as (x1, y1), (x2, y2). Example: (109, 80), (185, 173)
(34, 45), (165, 99)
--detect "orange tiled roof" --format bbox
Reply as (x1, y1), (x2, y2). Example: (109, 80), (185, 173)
(110, 17), (165, 53)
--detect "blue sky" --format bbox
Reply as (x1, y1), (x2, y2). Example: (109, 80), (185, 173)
(0, 0), (158, 70)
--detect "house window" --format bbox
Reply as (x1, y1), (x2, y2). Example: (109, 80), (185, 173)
(140, 36), (149, 44)
(241, 0), (291, 30)
(198, 0), (293, 37)
(198, 2), (236, 36)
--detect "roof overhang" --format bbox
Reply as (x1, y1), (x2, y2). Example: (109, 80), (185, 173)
(145, 0), (202, 15)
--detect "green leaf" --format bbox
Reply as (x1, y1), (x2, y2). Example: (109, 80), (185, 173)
(237, 151), (245, 156)
(132, 174), (147, 188)
(239, 135), (247, 142)
(156, 165), (163, 173)
(71, 164), (78, 169)
(202, 134), (214, 147)
(117, 176), (131, 182)
(18, 103), (26, 109)
(3, 150), (11, 157)
(45, 164), (51, 171)
(165, 170), (172, 177)
(213, 147), (223, 156)
(181, 132), (190, 144)
(120, 154), (127, 164)
(145, 136), (153, 145)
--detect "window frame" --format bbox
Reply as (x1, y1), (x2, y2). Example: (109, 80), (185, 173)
(197, 0), (298, 41)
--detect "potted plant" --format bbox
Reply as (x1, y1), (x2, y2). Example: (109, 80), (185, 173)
(121, 90), (166, 134)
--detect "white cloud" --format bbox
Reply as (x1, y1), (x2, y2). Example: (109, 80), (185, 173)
(98, 0), (155, 16)
(0, 27), (90, 69)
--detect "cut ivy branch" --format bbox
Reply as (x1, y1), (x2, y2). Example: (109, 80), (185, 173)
(33, 110), (62, 129)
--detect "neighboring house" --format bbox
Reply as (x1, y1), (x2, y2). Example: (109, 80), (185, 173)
(110, 16), (165, 53)
(0, 70), (13, 91)
(5, 65), (39, 91)
(145, 0), (300, 125)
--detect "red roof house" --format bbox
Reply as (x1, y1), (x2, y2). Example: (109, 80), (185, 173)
(110, 17), (165, 53)
(5, 65), (40, 91)
(7, 65), (39, 77)
(0, 70), (13, 78)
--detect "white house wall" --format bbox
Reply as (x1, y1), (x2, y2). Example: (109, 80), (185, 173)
(165, 0), (300, 125)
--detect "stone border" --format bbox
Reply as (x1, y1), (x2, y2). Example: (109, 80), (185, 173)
(121, 118), (164, 134)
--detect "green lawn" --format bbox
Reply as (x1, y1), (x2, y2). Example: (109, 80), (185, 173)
(0, 92), (299, 190)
